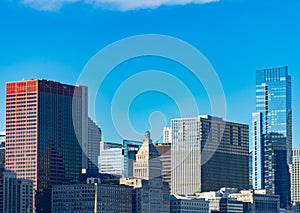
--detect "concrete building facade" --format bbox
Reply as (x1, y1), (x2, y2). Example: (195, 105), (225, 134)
(197, 188), (244, 213)
(155, 142), (171, 190)
(229, 189), (280, 213)
(170, 194), (209, 213)
(52, 180), (132, 213)
(163, 127), (172, 144)
(292, 149), (300, 203)
(171, 115), (249, 195)
(121, 131), (170, 213)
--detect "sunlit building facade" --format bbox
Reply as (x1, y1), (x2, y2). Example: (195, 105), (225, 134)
(252, 67), (292, 209)
(155, 143), (171, 190)
(5, 80), (88, 210)
(171, 115), (249, 195)
(98, 141), (124, 176)
(292, 149), (300, 203)
(163, 127), (172, 144)
(52, 180), (132, 213)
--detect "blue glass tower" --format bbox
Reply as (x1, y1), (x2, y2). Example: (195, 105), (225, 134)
(255, 66), (292, 161)
(252, 66), (292, 209)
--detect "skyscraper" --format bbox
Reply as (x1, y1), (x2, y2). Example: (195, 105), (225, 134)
(87, 117), (101, 175)
(123, 140), (143, 178)
(249, 151), (253, 189)
(5, 80), (88, 209)
(264, 133), (291, 209)
(133, 131), (162, 180)
(121, 131), (170, 213)
(155, 142), (171, 190)
(163, 127), (172, 144)
(171, 116), (201, 195)
(252, 112), (263, 189)
(171, 115), (249, 195)
(252, 66), (292, 209)
(0, 168), (33, 213)
(99, 141), (124, 176)
(0, 132), (5, 169)
(292, 148), (300, 203)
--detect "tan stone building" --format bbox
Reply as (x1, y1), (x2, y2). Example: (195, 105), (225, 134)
(121, 131), (170, 213)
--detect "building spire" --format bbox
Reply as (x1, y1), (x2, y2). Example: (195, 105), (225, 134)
(133, 131), (162, 180)
(144, 130), (152, 144)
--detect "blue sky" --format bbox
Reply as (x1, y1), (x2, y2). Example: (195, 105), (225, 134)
(0, 0), (300, 146)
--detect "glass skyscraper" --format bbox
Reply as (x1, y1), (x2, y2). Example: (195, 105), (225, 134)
(252, 66), (292, 209)
(5, 79), (88, 211)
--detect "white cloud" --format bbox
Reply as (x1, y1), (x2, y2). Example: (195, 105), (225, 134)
(20, 0), (219, 11)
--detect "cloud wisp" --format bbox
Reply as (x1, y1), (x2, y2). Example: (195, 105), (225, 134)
(20, 0), (219, 11)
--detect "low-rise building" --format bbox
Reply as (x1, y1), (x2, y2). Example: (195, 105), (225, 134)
(229, 189), (280, 213)
(170, 194), (209, 213)
(197, 188), (243, 213)
(52, 178), (132, 213)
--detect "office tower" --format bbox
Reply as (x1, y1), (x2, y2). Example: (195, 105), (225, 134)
(171, 115), (249, 195)
(264, 133), (291, 209)
(163, 127), (172, 144)
(133, 131), (162, 179)
(121, 131), (170, 213)
(0, 131), (4, 140)
(170, 195), (209, 213)
(52, 178), (132, 213)
(0, 132), (4, 168)
(254, 66), (292, 164)
(87, 117), (101, 175)
(0, 143), (4, 169)
(123, 140), (143, 178)
(292, 148), (300, 203)
(99, 141), (124, 176)
(171, 116), (201, 195)
(155, 143), (171, 190)
(252, 112), (263, 189)
(5, 80), (88, 207)
(0, 168), (33, 213)
(252, 67), (292, 209)
(249, 151), (253, 189)
(98, 140), (143, 178)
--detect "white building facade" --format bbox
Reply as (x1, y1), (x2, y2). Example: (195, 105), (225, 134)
(292, 148), (300, 203)
(98, 141), (124, 176)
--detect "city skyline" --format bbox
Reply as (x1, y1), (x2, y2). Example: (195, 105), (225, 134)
(1, 1), (300, 212)
(0, 0), (300, 147)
